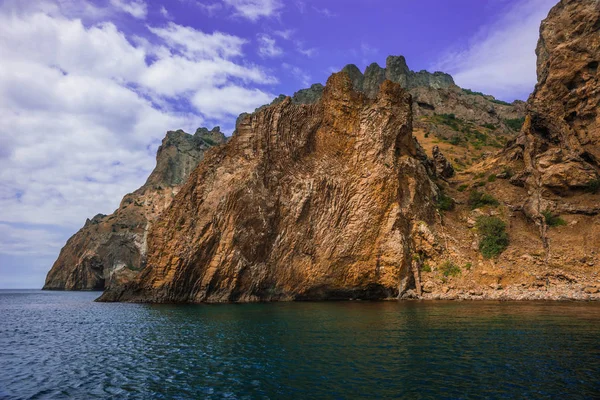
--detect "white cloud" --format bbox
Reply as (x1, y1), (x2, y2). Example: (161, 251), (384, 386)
(192, 86), (272, 117)
(274, 29), (293, 40)
(138, 55), (275, 98)
(109, 0), (148, 19)
(0, 1), (277, 287)
(148, 22), (246, 59)
(257, 34), (283, 58)
(159, 6), (170, 19)
(312, 6), (336, 18)
(196, 1), (223, 16)
(296, 41), (317, 58)
(432, 0), (556, 101)
(222, 0), (283, 21)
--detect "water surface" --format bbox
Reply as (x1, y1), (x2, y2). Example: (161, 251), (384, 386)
(1, 290), (599, 399)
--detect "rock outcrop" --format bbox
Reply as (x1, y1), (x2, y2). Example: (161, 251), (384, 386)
(432, 146), (455, 179)
(99, 73), (440, 302)
(43, 128), (227, 290)
(510, 0), (599, 192)
(502, 0), (600, 253)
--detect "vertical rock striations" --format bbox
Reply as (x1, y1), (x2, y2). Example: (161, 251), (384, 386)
(43, 128), (227, 290)
(99, 73), (440, 303)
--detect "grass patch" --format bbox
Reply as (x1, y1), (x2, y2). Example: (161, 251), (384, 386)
(435, 113), (460, 130)
(542, 210), (567, 227)
(505, 117), (525, 132)
(422, 263), (432, 273)
(584, 179), (600, 194)
(476, 216), (509, 259)
(437, 193), (455, 212)
(462, 88), (485, 97)
(449, 136), (462, 146)
(440, 261), (461, 277)
(482, 123), (497, 130)
(468, 190), (499, 210)
(487, 174), (497, 183)
(457, 184), (469, 192)
(491, 99), (511, 106)
(201, 137), (217, 146)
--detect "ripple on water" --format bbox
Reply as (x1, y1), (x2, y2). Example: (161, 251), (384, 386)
(1, 291), (600, 399)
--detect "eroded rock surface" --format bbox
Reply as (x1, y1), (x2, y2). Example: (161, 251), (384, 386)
(99, 74), (440, 303)
(511, 0), (600, 193)
(432, 146), (455, 179)
(43, 128), (227, 290)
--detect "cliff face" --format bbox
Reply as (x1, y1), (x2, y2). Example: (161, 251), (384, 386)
(99, 74), (440, 302)
(512, 0), (599, 193)
(501, 0), (600, 251)
(43, 128), (227, 290)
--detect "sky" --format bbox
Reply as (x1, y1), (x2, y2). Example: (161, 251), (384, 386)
(0, 0), (557, 288)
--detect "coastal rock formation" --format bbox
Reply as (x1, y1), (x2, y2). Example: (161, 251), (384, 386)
(43, 128), (226, 290)
(99, 73), (440, 302)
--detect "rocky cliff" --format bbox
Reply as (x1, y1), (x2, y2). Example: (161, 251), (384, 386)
(48, 0), (599, 301)
(99, 74), (441, 302)
(414, 0), (599, 300)
(43, 128), (227, 290)
(501, 0), (599, 249)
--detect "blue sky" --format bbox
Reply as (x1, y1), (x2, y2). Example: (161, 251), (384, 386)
(0, 0), (557, 288)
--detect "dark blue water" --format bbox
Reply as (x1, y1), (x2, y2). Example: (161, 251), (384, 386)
(1, 291), (599, 399)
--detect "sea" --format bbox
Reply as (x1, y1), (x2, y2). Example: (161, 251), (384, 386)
(1, 290), (599, 399)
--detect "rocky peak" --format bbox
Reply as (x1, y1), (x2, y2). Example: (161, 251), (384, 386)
(145, 127), (226, 188)
(194, 126), (227, 145)
(340, 55), (456, 99)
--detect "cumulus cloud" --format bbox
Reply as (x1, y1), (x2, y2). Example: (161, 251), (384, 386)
(0, 1), (277, 287)
(257, 34), (283, 58)
(192, 86), (272, 117)
(222, 0), (283, 21)
(109, 0), (148, 19)
(433, 0), (556, 101)
(148, 22), (246, 59)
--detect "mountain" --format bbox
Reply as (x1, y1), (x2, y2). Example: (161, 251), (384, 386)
(48, 0), (600, 301)
(99, 74), (440, 302)
(43, 128), (227, 290)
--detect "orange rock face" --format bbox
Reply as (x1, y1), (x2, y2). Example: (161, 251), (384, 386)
(99, 74), (440, 302)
